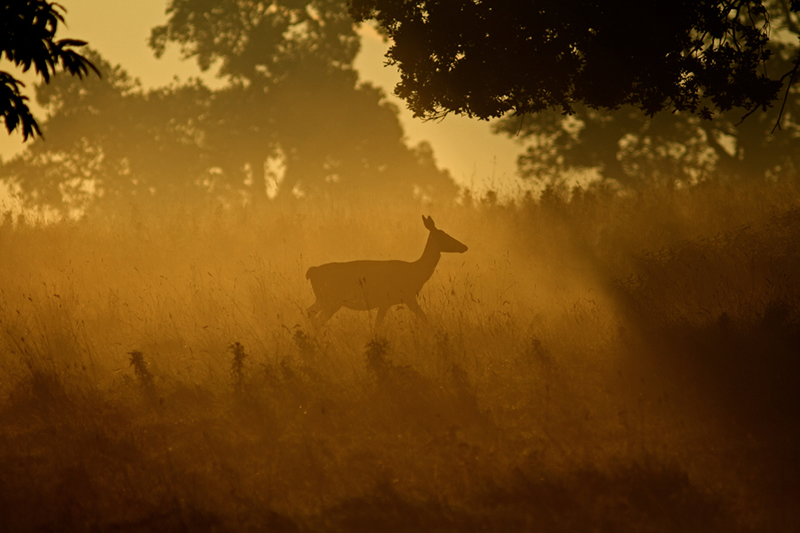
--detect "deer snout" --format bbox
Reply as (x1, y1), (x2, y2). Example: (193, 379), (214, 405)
(452, 242), (468, 253)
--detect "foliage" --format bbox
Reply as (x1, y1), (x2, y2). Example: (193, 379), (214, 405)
(0, 1), (458, 211)
(1, 0), (97, 139)
(350, 0), (796, 120)
(147, 0), (457, 204)
(493, 2), (800, 189)
(1, 51), (212, 212)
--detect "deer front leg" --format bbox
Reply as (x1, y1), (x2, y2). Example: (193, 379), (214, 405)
(405, 298), (428, 322)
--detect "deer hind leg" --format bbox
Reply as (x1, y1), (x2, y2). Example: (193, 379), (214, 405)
(374, 306), (389, 329)
(309, 302), (340, 328)
(307, 301), (322, 323)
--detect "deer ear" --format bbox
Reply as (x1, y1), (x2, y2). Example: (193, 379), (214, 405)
(422, 215), (435, 230)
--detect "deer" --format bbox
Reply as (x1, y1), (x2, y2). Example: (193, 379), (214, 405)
(306, 216), (468, 328)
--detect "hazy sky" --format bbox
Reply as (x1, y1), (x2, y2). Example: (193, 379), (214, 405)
(0, 0), (522, 193)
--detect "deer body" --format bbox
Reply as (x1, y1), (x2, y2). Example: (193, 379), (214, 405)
(306, 216), (467, 327)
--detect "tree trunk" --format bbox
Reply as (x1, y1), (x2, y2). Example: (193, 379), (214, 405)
(250, 158), (269, 209)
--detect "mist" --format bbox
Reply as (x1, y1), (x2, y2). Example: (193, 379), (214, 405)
(3, 1), (800, 530)
(1, 180), (799, 530)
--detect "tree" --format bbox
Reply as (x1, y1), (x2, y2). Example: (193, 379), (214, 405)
(1, 51), (212, 212)
(150, 0), (457, 203)
(493, 2), (800, 189)
(1, 36), (457, 213)
(1, 0), (97, 139)
(350, 0), (798, 120)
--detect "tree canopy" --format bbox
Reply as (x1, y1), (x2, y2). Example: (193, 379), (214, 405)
(1, 0), (97, 140)
(493, 2), (800, 190)
(1, 51), (214, 211)
(145, 0), (456, 204)
(350, 0), (800, 120)
(1, 0), (458, 213)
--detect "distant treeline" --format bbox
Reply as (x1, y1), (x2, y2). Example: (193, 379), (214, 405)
(2, 0), (800, 216)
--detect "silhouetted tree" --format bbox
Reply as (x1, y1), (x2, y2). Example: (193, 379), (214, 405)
(1, 0), (97, 139)
(493, 3), (800, 189)
(350, 0), (798, 120)
(151, 0), (457, 203)
(1, 44), (457, 213)
(1, 51), (212, 212)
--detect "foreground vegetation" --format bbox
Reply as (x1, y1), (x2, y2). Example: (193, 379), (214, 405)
(1, 181), (799, 531)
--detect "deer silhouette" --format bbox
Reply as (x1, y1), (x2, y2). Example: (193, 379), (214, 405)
(306, 216), (468, 327)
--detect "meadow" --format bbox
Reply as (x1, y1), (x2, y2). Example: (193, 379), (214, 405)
(1, 181), (799, 531)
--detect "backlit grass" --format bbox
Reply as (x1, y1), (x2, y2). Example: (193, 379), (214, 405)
(1, 182), (798, 531)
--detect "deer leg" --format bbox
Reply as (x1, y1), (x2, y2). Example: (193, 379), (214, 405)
(374, 306), (389, 328)
(318, 306), (340, 326)
(406, 298), (428, 322)
(309, 303), (340, 328)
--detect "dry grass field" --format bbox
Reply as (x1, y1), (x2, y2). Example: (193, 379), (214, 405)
(1, 182), (799, 531)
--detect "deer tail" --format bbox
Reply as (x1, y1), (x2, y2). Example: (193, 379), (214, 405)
(306, 266), (317, 280)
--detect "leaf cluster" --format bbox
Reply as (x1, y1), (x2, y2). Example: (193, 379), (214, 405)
(1, 0), (98, 139)
(493, 3), (800, 189)
(150, 0), (361, 84)
(350, 0), (790, 120)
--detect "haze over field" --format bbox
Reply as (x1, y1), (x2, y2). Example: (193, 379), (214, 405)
(2, 187), (800, 530)
(2, 1), (800, 531)
(0, 0), (521, 195)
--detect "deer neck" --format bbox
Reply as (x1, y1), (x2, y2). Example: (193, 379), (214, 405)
(414, 233), (441, 282)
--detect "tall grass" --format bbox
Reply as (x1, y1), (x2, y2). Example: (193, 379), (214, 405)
(0, 183), (798, 531)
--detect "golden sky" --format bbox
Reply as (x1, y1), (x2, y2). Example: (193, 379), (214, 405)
(1, 0), (521, 193)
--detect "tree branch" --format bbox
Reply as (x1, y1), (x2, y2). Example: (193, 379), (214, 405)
(771, 51), (800, 133)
